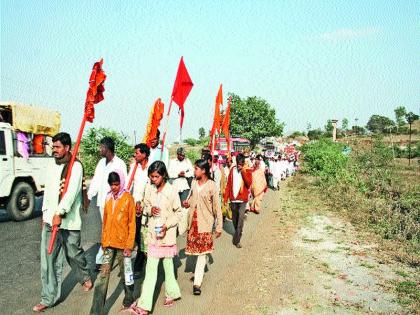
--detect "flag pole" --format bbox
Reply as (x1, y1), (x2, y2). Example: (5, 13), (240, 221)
(48, 58), (106, 255)
(126, 162), (138, 192)
(161, 97), (173, 159)
(211, 132), (217, 178)
(48, 114), (87, 254)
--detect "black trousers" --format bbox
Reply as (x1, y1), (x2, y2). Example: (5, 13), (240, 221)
(134, 216), (147, 273)
(230, 202), (247, 245)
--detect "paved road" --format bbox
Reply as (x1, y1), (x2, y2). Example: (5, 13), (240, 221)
(0, 196), (103, 315)
(0, 191), (267, 315)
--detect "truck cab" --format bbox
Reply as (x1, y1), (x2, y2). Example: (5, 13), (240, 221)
(0, 102), (61, 221)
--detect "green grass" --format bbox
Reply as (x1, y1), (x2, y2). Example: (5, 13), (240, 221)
(360, 262), (376, 269)
(395, 270), (409, 278)
(302, 237), (323, 243)
(394, 280), (420, 307)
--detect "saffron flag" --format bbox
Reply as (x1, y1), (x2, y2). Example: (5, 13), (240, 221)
(143, 98), (165, 147)
(210, 84), (223, 138)
(222, 96), (232, 154)
(85, 59), (106, 123)
(171, 57), (193, 128)
(210, 84), (223, 150)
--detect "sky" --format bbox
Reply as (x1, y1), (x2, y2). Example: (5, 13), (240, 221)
(1, 1), (419, 143)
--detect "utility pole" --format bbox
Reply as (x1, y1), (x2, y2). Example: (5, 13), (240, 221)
(332, 119), (338, 142)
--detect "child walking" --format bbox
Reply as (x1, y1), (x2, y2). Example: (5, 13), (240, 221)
(90, 171), (136, 314)
(130, 161), (182, 315)
(183, 159), (222, 295)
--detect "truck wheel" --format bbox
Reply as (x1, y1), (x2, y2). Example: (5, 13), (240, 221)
(6, 182), (35, 221)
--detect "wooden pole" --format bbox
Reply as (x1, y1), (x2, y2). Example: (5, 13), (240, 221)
(161, 97), (173, 160)
(389, 127), (395, 160)
(126, 162), (138, 192)
(211, 132), (216, 178)
(48, 115), (87, 254)
(408, 123), (412, 166)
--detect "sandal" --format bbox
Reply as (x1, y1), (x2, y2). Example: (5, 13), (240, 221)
(129, 303), (148, 315)
(32, 303), (48, 313)
(82, 278), (93, 292)
(193, 285), (201, 296)
(163, 297), (175, 307)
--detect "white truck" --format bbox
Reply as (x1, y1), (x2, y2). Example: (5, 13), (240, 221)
(0, 102), (61, 220)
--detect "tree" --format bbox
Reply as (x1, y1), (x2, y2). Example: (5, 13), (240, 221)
(198, 127), (206, 139)
(342, 118), (349, 131)
(324, 119), (333, 137)
(352, 125), (366, 135)
(184, 138), (198, 146)
(405, 111), (419, 165)
(289, 131), (306, 138)
(80, 127), (133, 177)
(229, 93), (284, 146)
(394, 106), (407, 130)
(307, 128), (324, 140)
(366, 115), (395, 133)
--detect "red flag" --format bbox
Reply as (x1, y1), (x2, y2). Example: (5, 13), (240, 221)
(85, 59), (106, 123)
(222, 96), (232, 154)
(171, 57), (193, 128)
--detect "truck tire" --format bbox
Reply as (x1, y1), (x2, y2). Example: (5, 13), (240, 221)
(6, 182), (35, 221)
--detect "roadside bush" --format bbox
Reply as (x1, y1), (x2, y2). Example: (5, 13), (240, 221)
(186, 149), (201, 163)
(301, 139), (348, 182)
(301, 137), (420, 251)
(80, 127), (133, 177)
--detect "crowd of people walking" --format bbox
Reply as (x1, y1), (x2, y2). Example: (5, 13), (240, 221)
(32, 130), (300, 314)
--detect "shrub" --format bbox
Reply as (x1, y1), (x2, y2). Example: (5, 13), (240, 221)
(186, 149), (201, 163)
(301, 139), (348, 182)
(301, 137), (420, 249)
(80, 127), (133, 177)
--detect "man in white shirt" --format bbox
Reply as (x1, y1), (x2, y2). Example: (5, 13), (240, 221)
(168, 147), (194, 203)
(127, 143), (150, 276)
(148, 129), (169, 166)
(33, 132), (92, 313)
(87, 137), (127, 265)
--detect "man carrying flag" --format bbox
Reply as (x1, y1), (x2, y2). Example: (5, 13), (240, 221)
(33, 133), (92, 313)
(34, 59), (106, 312)
(148, 129), (169, 166)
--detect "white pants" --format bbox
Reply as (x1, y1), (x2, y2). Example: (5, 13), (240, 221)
(194, 255), (208, 286)
(95, 206), (104, 264)
(272, 177), (279, 189)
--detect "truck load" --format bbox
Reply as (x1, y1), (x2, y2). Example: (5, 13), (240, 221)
(0, 101), (61, 220)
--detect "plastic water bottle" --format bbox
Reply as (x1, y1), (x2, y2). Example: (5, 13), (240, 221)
(155, 214), (163, 239)
(124, 257), (134, 285)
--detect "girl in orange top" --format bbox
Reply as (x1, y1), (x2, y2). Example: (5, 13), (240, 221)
(90, 171), (136, 315)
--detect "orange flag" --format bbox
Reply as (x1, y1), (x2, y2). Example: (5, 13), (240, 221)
(210, 84), (223, 140)
(143, 98), (165, 147)
(222, 96), (231, 153)
(84, 59), (106, 123)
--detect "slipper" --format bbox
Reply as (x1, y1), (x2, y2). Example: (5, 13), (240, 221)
(129, 303), (148, 315)
(32, 303), (48, 313)
(82, 279), (93, 292)
(163, 297), (175, 307)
